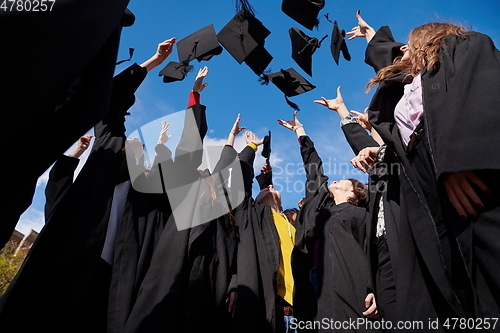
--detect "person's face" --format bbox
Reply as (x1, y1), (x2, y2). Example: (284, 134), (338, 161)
(255, 185), (281, 206)
(328, 179), (354, 201)
(400, 44), (410, 63)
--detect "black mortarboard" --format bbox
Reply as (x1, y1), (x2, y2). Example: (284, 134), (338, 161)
(281, 0), (325, 31)
(158, 61), (193, 83)
(326, 16), (351, 65)
(244, 45), (273, 76)
(261, 131), (271, 161)
(121, 8), (135, 27)
(262, 68), (316, 110)
(177, 24), (223, 63)
(217, 9), (271, 64)
(289, 27), (327, 76)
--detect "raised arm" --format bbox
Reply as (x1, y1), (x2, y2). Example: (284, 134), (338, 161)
(345, 10), (376, 43)
(278, 111), (328, 198)
(238, 131), (264, 200)
(255, 161), (273, 190)
(94, 38), (175, 140)
(315, 86), (380, 154)
(44, 134), (93, 220)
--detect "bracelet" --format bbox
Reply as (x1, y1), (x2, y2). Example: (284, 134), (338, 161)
(376, 144), (387, 162)
(292, 125), (303, 132)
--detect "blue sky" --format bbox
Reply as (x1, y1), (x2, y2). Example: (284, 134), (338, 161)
(16, 0), (500, 236)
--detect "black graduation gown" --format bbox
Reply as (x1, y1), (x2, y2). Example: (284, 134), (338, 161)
(108, 105), (238, 333)
(232, 145), (281, 333)
(365, 26), (489, 328)
(0, 63), (147, 333)
(293, 135), (376, 333)
(0, 1), (130, 249)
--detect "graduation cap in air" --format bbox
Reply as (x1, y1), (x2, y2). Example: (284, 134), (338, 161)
(281, 0), (325, 31)
(177, 24), (223, 63)
(121, 8), (135, 27)
(261, 131), (271, 162)
(244, 46), (273, 76)
(218, 9), (273, 75)
(158, 61), (193, 83)
(261, 68), (316, 110)
(325, 15), (351, 65)
(289, 27), (328, 76)
(218, 9), (271, 63)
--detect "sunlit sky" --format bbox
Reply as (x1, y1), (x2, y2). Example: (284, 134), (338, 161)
(16, 0), (500, 236)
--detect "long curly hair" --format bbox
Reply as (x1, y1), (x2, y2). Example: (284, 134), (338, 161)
(367, 22), (470, 89)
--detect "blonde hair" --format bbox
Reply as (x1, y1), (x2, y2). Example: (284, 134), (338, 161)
(367, 22), (470, 89)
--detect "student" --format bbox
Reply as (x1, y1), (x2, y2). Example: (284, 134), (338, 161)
(350, 11), (500, 329)
(278, 111), (378, 332)
(0, 38), (175, 333)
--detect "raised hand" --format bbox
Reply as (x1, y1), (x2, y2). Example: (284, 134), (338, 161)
(245, 131), (264, 146)
(345, 10), (375, 43)
(230, 114), (246, 136)
(192, 66), (209, 93)
(157, 120), (172, 145)
(69, 134), (93, 158)
(351, 108), (372, 131)
(277, 111), (303, 132)
(141, 38), (176, 72)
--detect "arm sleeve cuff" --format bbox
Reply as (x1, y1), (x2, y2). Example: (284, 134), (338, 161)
(187, 92), (200, 108)
(247, 142), (258, 152)
(340, 114), (358, 127)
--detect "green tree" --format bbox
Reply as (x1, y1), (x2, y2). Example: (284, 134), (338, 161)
(0, 249), (27, 295)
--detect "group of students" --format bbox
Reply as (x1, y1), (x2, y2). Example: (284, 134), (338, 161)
(1, 9), (499, 333)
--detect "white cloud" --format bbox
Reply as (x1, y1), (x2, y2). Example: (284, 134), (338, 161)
(16, 208), (45, 235)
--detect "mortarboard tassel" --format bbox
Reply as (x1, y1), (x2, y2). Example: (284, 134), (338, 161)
(235, 0), (256, 17)
(284, 95), (300, 111)
(116, 47), (135, 65)
(258, 72), (271, 85)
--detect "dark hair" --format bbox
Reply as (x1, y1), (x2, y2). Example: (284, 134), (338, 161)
(347, 178), (368, 207)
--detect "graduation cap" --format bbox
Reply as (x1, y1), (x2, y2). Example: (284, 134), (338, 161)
(243, 45), (273, 76)
(158, 61), (193, 83)
(217, 9), (271, 63)
(281, 0), (325, 31)
(261, 131), (271, 161)
(289, 27), (328, 76)
(325, 15), (351, 65)
(261, 68), (316, 110)
(177, 24), (223, 63)
(121, 8), (135, 27)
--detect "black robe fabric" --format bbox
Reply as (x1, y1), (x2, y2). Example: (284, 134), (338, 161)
(232, 145), (282, 333)
(0, 63), (147, 333)
(364, 26), (500, 327)
(0, 1), (130, 249)
(107, 105), (239, 333)
(292, 135), (378, 333)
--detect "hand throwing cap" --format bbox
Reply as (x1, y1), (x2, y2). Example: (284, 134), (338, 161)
(217, 9), (271, 64)
(281, 0), (325, 30)
(158, 61), (193, 83)
(177, 24), (223, 63)
(289, 27), (327, 76)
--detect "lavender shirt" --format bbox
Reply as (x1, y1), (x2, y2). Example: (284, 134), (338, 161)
(394, 73), (424, 147)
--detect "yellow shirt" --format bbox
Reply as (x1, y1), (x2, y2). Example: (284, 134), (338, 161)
(272, 209), (296, 306)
